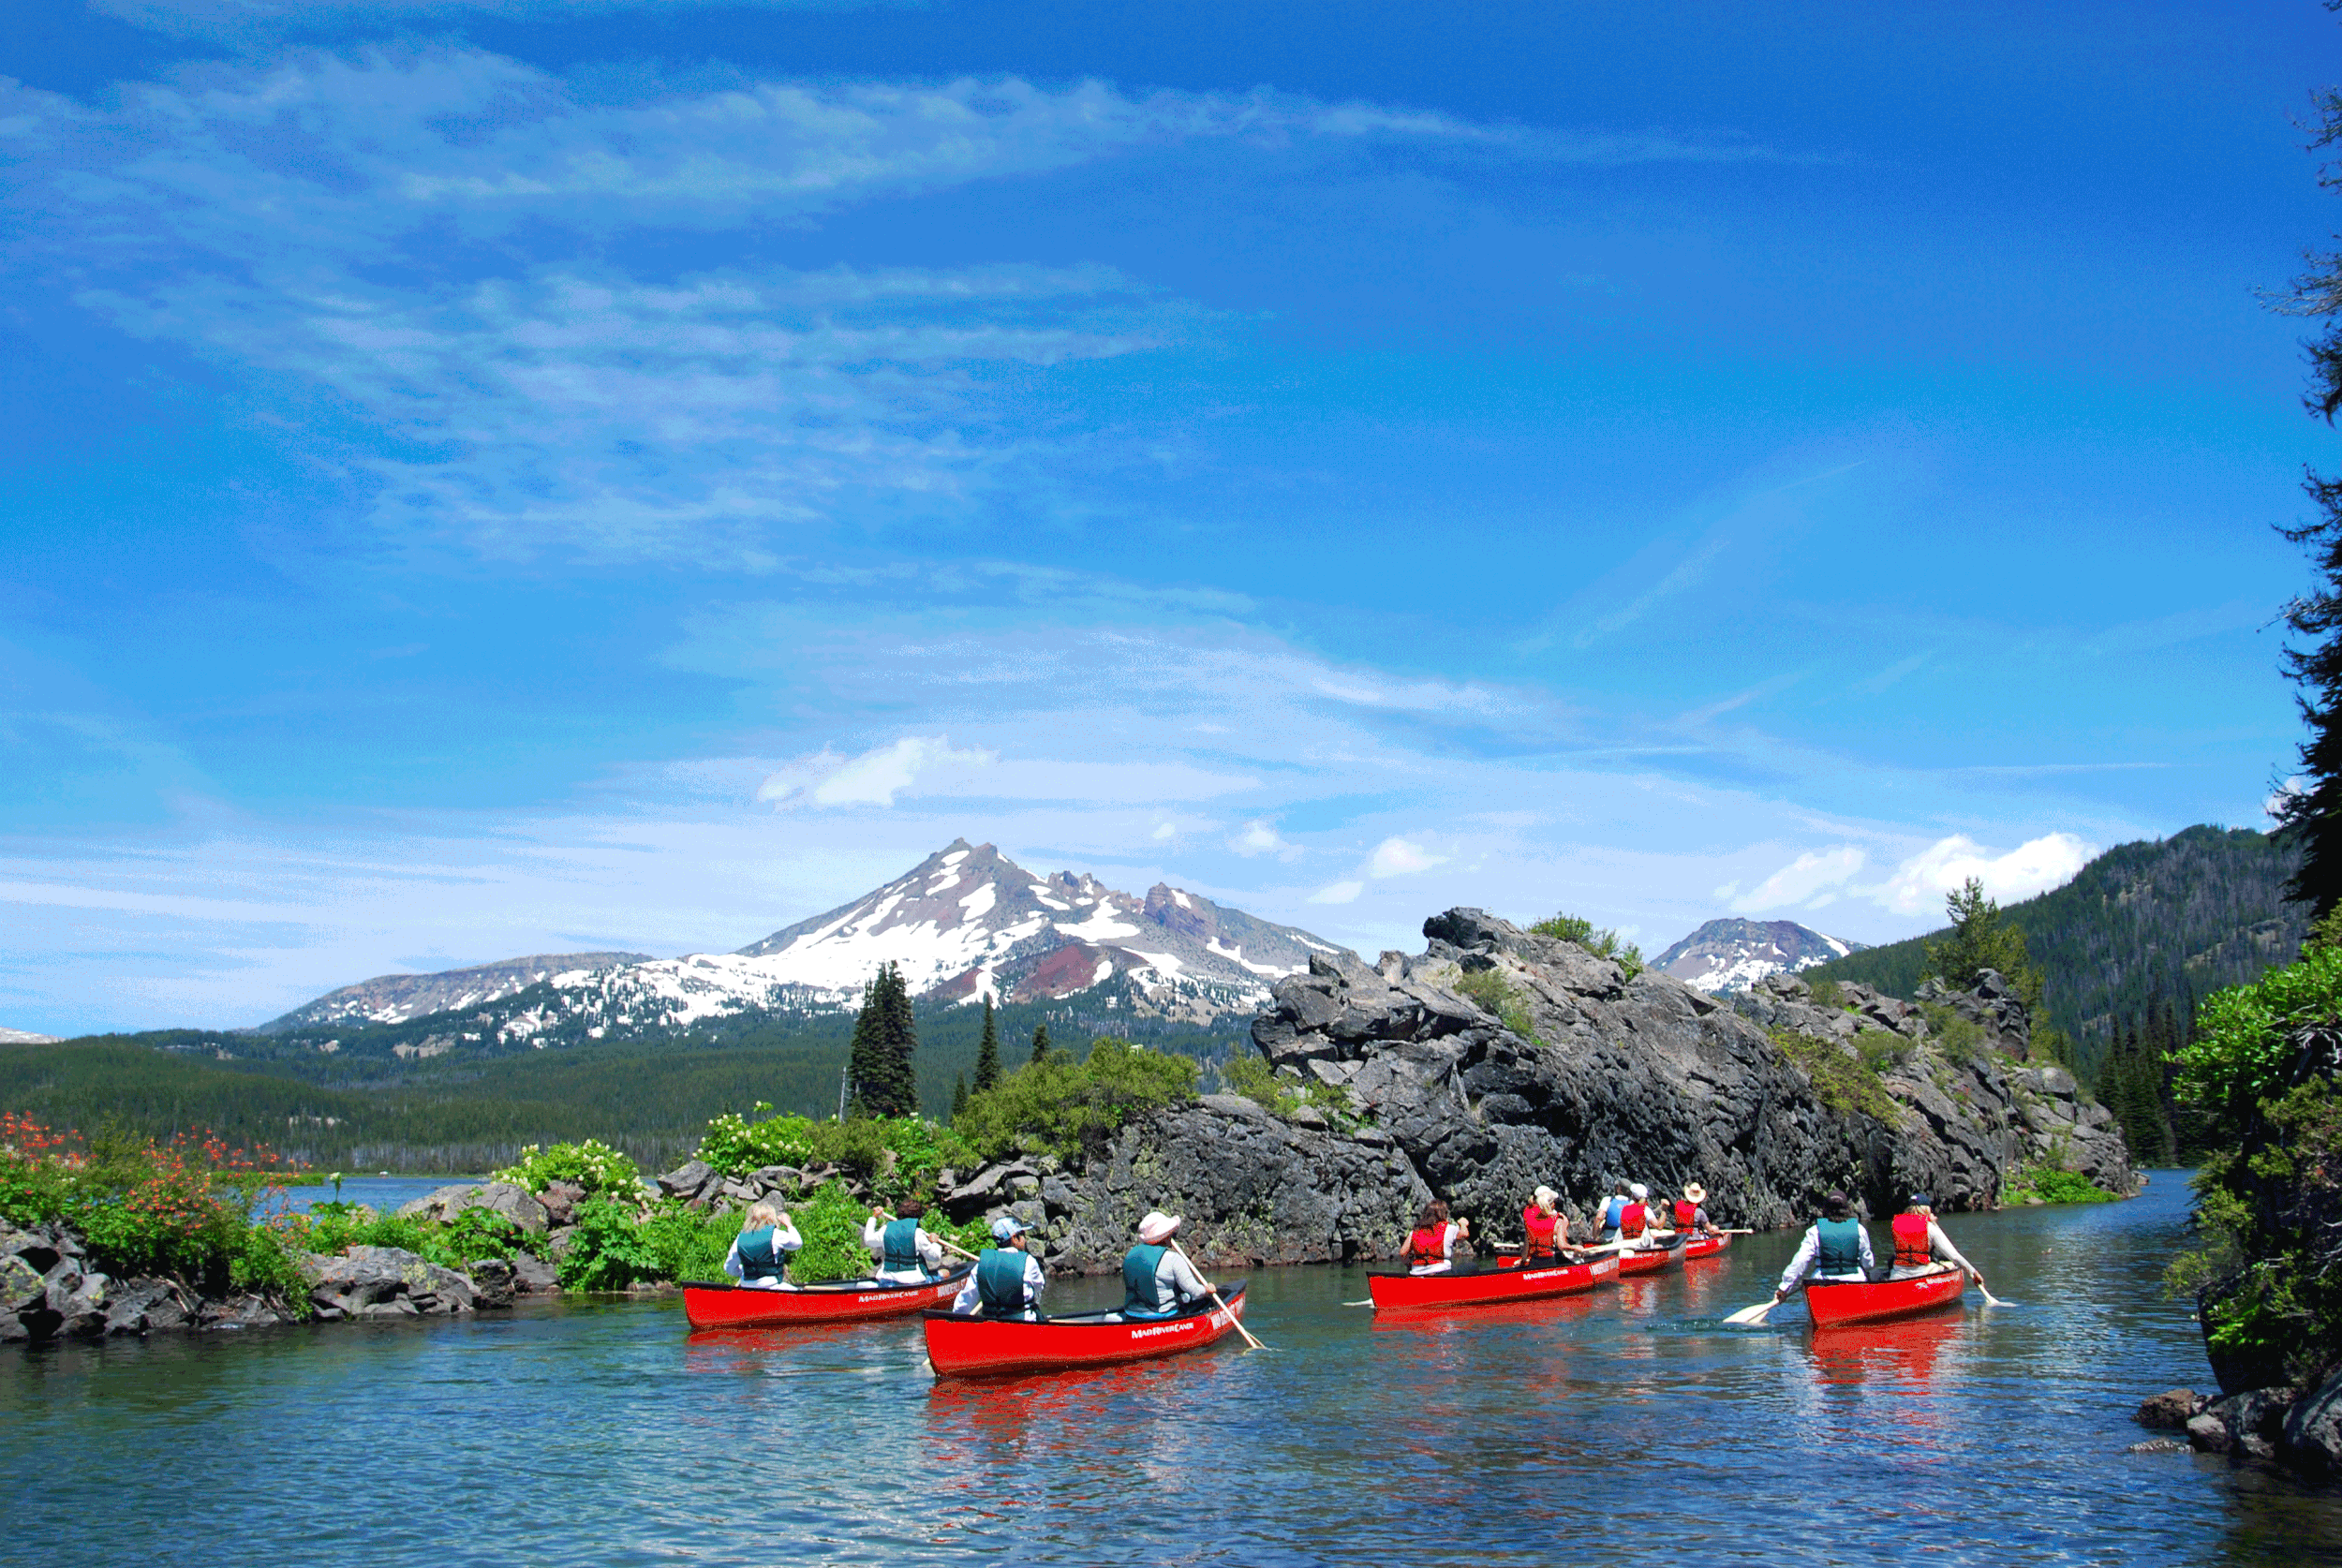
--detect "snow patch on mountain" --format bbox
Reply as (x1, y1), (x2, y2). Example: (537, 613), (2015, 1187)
(1652, 918), (1868, 996)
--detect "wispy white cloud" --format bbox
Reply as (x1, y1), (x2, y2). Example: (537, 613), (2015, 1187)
(1368, 836), (1448, 877)
(1308, 880), (1365, 905)
(1730, 845), (1866, 912)
(756, 736), (994, 808)
(1871, 832), (2095, 916)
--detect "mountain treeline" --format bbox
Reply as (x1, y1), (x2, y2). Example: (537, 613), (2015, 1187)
(1809, 825), (2307, 1087)
(1, 987), (1249, 1172)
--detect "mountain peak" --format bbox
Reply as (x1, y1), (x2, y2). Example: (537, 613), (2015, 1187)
(1653, 917), (1865, 996)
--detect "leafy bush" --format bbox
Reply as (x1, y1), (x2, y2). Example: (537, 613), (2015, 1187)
(557, 1196), (664, 1291)
(1455, 968), (1539, 1040)
(953, 1036), (1198, 1163)
(1768, 1028), (1902, 1125)
(1918, 1002), (1988, 1061)
(1527, 913), (1644, 979)
(492, 1139), (641, 1197)
(694, 1105), (974, 1203)
(2003, 1164), (2115, 1205)
(1221, 1056), (1363, 1132)
(1807, 978), (1845, 1010)
(0, 1117), (311, 1305)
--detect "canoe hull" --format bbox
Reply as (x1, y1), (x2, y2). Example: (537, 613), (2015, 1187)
(922, 1283), (1248, 1378)
(1617, 1243), (1682, 1276)
(682, 1265), (971, 1329)
(1804, 1270), (1965, 1326)
(1368, 1253), (1621, 1312)
(1681, 1234), (1731, 1261)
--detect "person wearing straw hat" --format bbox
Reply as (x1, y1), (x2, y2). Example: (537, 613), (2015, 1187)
(1670, 1183), (1720, 1238)
(951, 1215), (1046, 1319)
(1519, 1185), (1571, 1264)
(1887, 1192), (1986, 1287)
(1119, 1211), (1218, 1320)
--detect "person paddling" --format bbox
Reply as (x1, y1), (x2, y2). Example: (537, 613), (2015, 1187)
(1672, 1183), (1721, 1238)
(723, 1201), (804, 1292)
(1119, 1211), (1218, 1319)
(1405, 1200), (1472, 1275)
(1597, 1180), (1631, 1242)
(1887, 1192), (1987, 1288)
(1520, 1186), (1571, 1264)
(863, 1199), (946, 1285)
(1767, 1190), (1874, 1309)
(953, 1216), (1046, 1319)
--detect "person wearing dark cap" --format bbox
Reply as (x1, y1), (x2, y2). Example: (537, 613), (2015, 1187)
(1888, 1192), (1985, 1288)
(1768, 1190), (1874, 1308)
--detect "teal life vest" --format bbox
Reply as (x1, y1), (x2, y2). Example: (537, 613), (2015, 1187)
(1816, 1217), (1867, 1276)
(975, 1247), (1031, 1314)
(735, 1225), (788, 1282)
(1121, 1243), (1173, 1317)
(882, 1217), (925, 1275)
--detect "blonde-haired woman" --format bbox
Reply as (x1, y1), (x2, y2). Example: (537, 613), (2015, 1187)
(723, 1201), (804, 1291)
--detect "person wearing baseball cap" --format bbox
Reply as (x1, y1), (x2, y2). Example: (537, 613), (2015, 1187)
(1119, 1211), (1218, 1319)
(1888, 1192), (1986, 1289)
(1520, 1185), (1570, 1264)
(950, 1214), (1046, 1319)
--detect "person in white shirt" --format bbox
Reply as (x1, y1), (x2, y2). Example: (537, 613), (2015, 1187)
(1769, 1190), (1874, 1308)
(721, 1202), (803, 1291)
(952, 1216), (1046, 1318)
(862, 1200), (947, 1284)
(1886, 1193), (1986, 1286)
(1119, 1211), (1216, 1319)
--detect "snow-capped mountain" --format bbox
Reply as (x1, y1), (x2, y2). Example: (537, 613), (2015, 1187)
(1652, 918), (1868, 995)
(259, 840), (1347, 1042)
(258, 953), (652, 1033)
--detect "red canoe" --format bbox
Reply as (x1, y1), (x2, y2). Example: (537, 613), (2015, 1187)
(681, 1265), (972, 1329)
(1616, 1240), (1684, 1276)
(921, 1284), (1249, 1378)
(1803, 1269), (1965, 1326)
(1368, 1252), (1622, 1312)
(1681, 1234), (1732, 1262)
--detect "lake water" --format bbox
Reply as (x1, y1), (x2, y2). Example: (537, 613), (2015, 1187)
(7, 1170), (2342, 1566)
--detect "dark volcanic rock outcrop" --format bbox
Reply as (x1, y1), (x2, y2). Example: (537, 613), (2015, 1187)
(1007, 907), (2136, 1268)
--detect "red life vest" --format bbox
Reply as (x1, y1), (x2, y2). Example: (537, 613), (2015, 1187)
(1407, 1223), (1449, 1268)
(1673, 1200), (1697, 1231)
(1522, 1205), (1558, 1256)
(1891, 1212), (1932, 1270)
(1619, 1202), (1647, 1240)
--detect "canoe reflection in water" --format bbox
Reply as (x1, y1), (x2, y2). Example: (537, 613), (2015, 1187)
(1807, 1309), (1969, 1390)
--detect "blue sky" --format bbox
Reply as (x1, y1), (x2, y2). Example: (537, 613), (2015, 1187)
(2, 0), (2337, 1032)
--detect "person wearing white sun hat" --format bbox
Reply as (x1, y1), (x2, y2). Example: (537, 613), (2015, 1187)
(1617, 1182), (1653, 1244)
(1119, 1211), (1217, 1320)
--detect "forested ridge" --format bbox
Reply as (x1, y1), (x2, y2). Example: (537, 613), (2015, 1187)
(1809, 825), (2306, 1080)
(0, 990), (1246, 1172)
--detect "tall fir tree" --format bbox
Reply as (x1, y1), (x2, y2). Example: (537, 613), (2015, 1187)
(950, 1073), (969, 1123)
(974, 994), (1002, 1093)
(2271, 79), (2342, 917)
(1030, 1020), (1052, 1066)
(846, 962), (919, 1117)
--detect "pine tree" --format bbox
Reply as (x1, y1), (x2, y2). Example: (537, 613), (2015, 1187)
(1923, 878), (2043, 1007)
(1030, 1020), (1051, 1066)
(846, 963), (918, 1117)
(950, 1073), (968, 1122)
(2271, 81), (2342, 917)
(974, 994), (1002, 1093)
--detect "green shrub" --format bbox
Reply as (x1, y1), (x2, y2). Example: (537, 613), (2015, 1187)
(2002, 1164), (2115, 1206)
(556, 1196), (665, 1291)
(635, 1201), (746, 1284)
(1918, 1002), (1988, 1061)
(1222, 1056), (1363, 1132)
(1526, 914), (1644, 979)
(1768, 1028), (1902, 1125)
(1807, 978), (1844, 1010)
(1455, 968), (1540, 1041)
(492, 1139), (640, 1197)
(693, 1105), (974, 1204)
(953, 1036), (1198, 1163)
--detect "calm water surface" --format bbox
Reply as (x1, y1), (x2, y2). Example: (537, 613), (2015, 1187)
(8, 1170), (2342, 1566)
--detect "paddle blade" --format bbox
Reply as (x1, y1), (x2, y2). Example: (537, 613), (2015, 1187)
(1980, 1289), (2013, 1308)
(1722, 1301), (1774, 1326)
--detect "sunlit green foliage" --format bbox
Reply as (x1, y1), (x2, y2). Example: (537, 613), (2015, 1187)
(491, 1139), (641, 1196)
(953, 1036), (1198, 1162)
(1454, 968), (1539, 1040)
(1220, 1056), (1362, 1132)
(1527, 913), (1645, 979)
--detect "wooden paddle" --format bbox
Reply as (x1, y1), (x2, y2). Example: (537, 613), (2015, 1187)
(1723, 1288), (1787, 1326)
(1976, 1276), (2011, 1308)
(1170, 1235), (1267, 1351)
